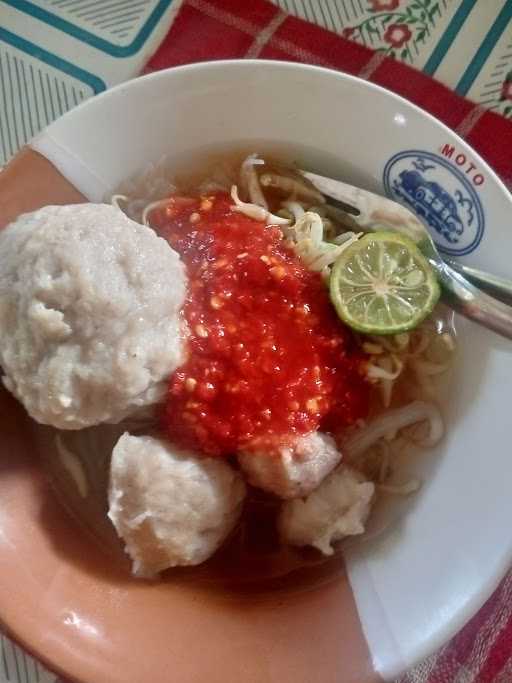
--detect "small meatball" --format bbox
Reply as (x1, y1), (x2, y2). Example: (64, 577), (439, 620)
(108, 433), (246, 578)
(0, 204), (187, 429)
(238, 432), (341, 499)
(279, 466), (375, 555)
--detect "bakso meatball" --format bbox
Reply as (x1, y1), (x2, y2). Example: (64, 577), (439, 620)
(238, 431), (342, 499)
(279, 465), (375, 555)
(108, 433), (246, 577)
(0, 204), (187, 429)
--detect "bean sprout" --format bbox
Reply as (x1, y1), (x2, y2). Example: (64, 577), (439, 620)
(362, 326), (455, 407)
(344, 400), (444, 459)
(141, 198), (174, 226)
(111, 194), (128, 209)
(281, 200), (305, 222)
(240, 154), (268, 209)
(362, 342), (384, 355)
(367, 355), (404, 407)
(230, 186), (291, 225)
(292, 211), (324, 243)
(307, 234), (361, 271)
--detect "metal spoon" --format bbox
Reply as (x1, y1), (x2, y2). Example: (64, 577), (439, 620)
(443, 258), (512, 304)
(301, 170), (512, 341)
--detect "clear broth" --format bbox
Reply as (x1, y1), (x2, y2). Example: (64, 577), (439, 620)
(35, 147), (456, 592)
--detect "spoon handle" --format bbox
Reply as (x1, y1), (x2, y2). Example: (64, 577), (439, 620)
(444, 258), (512, 305)
(440, 265), (512, 340)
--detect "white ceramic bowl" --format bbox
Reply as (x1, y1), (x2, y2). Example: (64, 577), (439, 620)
(2, 60), (512, 683)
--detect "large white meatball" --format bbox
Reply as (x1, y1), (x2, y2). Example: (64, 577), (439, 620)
(0, 204), (187, 429)
(108, 433), (246, 577)
(279, 465), (375, 555)
(238, 432), (342, 499)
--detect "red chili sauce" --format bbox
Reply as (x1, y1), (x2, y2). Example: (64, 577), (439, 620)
(150, 193), (369, 457)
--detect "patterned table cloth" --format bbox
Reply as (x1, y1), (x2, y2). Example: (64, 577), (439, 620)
(1, 0), (511, 167)
(1, 1), (512, 682)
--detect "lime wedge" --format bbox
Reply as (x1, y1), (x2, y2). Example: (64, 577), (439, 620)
(329, 232), (440, 335)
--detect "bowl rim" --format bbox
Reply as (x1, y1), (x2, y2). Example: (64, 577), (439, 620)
(33, 58), (512, 204)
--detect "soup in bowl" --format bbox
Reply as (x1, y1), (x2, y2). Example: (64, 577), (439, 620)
(0, 60), (511, 683)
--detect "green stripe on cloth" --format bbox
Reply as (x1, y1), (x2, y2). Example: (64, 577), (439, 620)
(423, 0), (478, 76)
(456, 0), (512, 95)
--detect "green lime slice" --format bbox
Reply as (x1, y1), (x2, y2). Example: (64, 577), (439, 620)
(329, 231), (440, 335)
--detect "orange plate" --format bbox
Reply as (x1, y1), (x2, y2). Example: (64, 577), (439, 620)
(0, 149), (380, 683)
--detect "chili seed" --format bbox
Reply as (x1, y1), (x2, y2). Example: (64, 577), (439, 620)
(195, 324), (209, 338)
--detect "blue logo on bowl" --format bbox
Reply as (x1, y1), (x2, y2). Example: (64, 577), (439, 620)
(383, 150), (485, 256)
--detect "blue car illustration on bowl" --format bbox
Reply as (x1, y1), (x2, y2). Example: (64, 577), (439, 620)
(392, 170), (464, 243)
